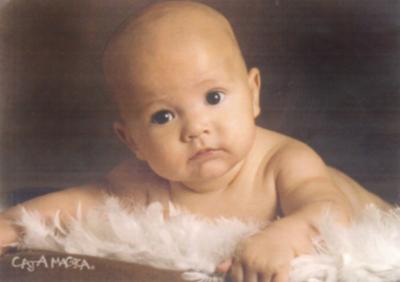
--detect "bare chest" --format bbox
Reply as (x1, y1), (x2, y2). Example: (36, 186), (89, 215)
(107, 165), (277, 222)
(162, 172), (278, 223)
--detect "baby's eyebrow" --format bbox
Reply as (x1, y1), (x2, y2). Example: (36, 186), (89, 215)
(138, 77), (224, 111)
(194, 78), (219, 88)
(141, 95), (171, 111)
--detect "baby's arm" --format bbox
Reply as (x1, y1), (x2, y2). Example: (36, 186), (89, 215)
(0, 159), (154, 254)
(0, 184), (107, 254)
(274, 142), (353, 225)
(226, 141), (353, 282)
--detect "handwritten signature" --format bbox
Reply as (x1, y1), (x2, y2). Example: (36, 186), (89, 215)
(11, 255), (95, 272)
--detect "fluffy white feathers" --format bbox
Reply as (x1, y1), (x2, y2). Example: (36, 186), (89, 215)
(16, 198), (400, 282)
(17, 198), (261, 281)
(291, 205), (400, 282)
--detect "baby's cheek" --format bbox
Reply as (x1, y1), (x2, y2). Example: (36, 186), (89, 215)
(227, 120), (255, 149)
(146, 147), (186, 179)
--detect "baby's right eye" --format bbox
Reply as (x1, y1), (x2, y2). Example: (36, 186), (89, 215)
(150, 110), (175, 124)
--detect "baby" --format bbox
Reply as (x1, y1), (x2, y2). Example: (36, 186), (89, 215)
(0, 1), (392, 282)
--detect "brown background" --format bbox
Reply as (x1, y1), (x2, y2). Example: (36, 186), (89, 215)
(0, 0), (399, 205)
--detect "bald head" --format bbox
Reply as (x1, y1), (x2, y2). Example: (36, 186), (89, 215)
(103, 1), (248, 118)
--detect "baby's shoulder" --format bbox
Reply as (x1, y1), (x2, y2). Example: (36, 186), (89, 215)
(104, 159), (170, 207)
(255, 127), (323, 171)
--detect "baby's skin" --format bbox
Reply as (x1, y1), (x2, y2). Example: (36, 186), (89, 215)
(0, 1), (392, 282)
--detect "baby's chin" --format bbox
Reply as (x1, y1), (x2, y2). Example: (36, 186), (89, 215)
(190, 165), (228, 180)
(184, 158), (239, 182)
(150, 156), (242, 187)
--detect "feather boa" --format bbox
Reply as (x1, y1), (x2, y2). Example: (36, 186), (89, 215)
(16, 198), (400, 282)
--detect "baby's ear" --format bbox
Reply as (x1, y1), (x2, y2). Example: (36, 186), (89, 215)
(248, 67), (261, 118)
(113, 121), (145, 160)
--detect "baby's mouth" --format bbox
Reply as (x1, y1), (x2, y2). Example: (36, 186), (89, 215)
(189, 148), (220, 161)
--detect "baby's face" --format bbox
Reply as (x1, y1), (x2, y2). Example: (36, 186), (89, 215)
(116, 47), (260, 186)
(106, 1), (261, 187)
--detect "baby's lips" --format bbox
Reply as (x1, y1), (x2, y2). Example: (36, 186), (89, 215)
(189, 148), (219, 161)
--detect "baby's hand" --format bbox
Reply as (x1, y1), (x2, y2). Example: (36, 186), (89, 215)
(0, 215), (20, 255)
(218, 221), (315, 282)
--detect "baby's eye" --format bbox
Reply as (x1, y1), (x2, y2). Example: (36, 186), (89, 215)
(206, 91), (225, 105)
(150, 110), (175, 124)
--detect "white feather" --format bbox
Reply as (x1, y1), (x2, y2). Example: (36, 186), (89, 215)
(15, 198), (400, 282)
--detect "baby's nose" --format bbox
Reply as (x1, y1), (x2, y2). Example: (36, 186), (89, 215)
(181, 115), (210, 142)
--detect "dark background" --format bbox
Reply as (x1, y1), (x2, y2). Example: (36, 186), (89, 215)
(0, 0), (399, 206)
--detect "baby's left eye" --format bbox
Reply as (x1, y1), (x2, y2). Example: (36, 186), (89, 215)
(206, 91), (225, 105)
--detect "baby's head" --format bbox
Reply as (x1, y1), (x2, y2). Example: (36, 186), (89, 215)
(103, 1), (261, 187)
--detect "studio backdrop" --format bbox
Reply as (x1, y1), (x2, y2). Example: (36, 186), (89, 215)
(0, 0), (399, 205)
